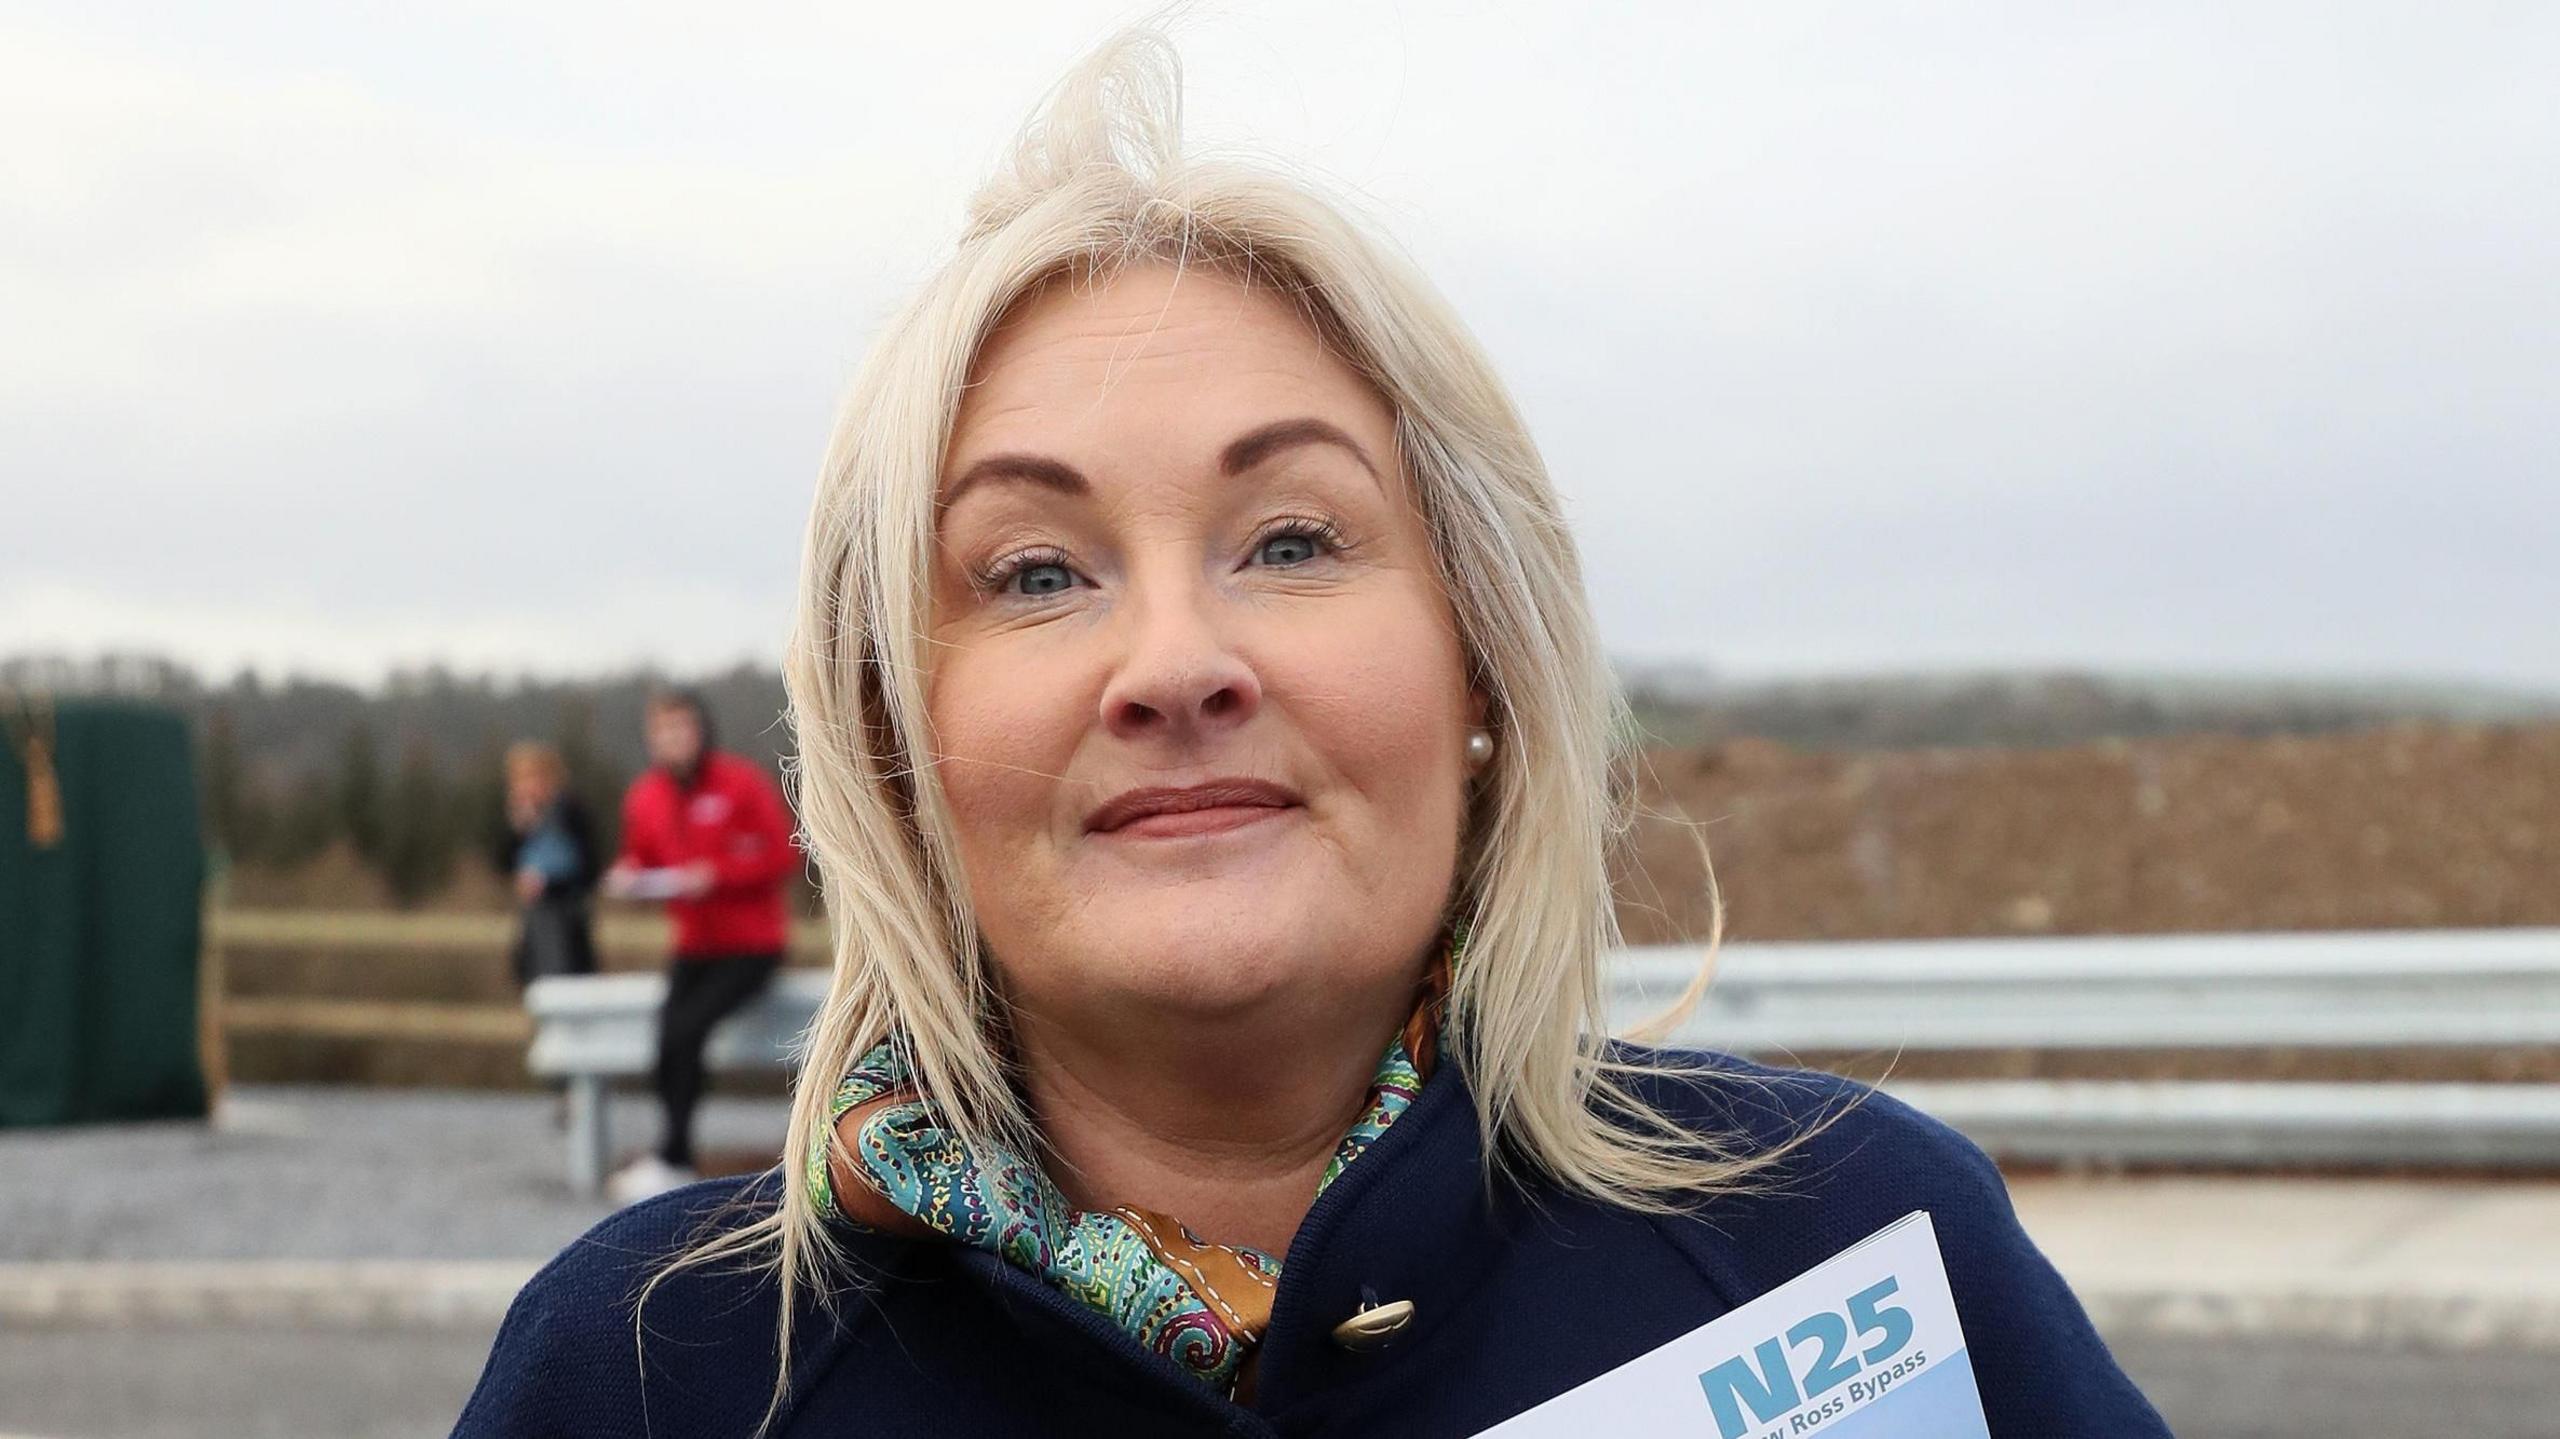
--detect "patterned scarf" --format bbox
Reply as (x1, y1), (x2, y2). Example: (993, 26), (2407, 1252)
(806, 942), (1454, 1392)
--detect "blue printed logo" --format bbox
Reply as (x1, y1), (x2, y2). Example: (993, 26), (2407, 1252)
(1696, 1276), (1916, 1438)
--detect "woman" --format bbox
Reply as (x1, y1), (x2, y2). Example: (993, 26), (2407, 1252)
(491, 741), (598, 989)
(459, 31), (2167, 1437)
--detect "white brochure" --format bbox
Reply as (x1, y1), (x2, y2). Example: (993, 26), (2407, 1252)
(1477, 1211), (1990, 1438)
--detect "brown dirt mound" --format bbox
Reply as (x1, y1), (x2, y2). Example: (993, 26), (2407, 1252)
(1619, 722), (2560, 943)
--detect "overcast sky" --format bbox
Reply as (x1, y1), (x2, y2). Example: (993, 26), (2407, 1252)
(5, 2), (2554, 691)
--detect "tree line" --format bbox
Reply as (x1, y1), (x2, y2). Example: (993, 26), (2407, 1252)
(196, 696), (640, 905)
(5, 654), (792, 907)
(11, 650), (2548, 907)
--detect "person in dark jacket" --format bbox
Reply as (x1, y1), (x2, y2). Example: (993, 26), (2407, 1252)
(459, 28), (2169, 1437)
(490, 741), (598, 989)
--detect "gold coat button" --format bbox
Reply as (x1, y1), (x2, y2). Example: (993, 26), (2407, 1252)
(1329, 1299), (1416, 1352)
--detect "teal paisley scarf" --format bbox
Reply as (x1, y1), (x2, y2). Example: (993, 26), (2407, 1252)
(805, 944), (1453, 1392)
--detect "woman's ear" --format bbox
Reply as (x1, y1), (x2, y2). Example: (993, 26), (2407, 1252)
(1466, 685), (1491, 731)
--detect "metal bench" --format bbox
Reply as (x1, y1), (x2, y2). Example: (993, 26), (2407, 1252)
(526, 928), (2560, 1192)
(525, 970), (831, 1195)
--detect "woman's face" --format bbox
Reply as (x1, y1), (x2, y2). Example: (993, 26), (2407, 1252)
(927, 264), (1479, 1042)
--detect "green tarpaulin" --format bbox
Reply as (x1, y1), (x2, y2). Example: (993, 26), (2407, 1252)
(0, 697), (208, 1126)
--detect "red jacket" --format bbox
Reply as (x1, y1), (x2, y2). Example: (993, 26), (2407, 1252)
(614, 751), (799, 959)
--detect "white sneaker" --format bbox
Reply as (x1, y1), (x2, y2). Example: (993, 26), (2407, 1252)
(605, 1154), (697, 1207)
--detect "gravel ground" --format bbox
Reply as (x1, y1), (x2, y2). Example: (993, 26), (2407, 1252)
(0, 1085), (793, 1263)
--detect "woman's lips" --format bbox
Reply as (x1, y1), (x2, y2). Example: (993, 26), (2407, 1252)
(1085, 779), (1301, 838)
(1108, 804), (1293, 839)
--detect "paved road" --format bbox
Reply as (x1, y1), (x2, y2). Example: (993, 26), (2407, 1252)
(0, 1322), (2552, 1438)
(0, 1325), (490, 1439)
(2111, 1334), (2559, 1439)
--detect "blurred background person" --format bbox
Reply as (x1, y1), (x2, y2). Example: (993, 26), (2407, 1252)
(492, 741), (599, 991)
(600, 688), (799, 1203)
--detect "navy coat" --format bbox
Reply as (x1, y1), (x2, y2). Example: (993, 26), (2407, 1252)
(456, 1049), (2171, 1436)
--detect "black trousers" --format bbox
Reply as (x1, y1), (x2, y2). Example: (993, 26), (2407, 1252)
(653, 952), (780, 1166)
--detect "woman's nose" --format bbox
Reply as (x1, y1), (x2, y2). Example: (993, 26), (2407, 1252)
(1097, 584), (1262, 744)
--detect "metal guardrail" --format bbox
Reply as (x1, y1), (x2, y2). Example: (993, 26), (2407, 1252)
(525, 929), (2560, 1193)
(1611, 928), (2560, 1050)
(1880, 1080), (2560, 1170)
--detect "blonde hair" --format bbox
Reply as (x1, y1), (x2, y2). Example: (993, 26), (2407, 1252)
(502, 741), (565, 788)
(666, 26), (1814, 1425)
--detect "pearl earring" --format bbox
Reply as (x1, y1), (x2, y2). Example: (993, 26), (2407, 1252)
(1464, 729), (1496, 769)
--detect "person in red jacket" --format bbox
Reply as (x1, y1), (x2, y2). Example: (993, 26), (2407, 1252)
(600, 689), (799, 1204)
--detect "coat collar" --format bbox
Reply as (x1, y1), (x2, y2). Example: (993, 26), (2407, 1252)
(1254, 1043), (1509, 1410)
(904, 1048), (1511, 1423)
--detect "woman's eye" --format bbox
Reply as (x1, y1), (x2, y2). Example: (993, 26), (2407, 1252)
(1254, 529), (1325, 567)
(1008, 561), (1077, 597)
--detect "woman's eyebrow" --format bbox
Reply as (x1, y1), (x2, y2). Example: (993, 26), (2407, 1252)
(943, 419), (1378, 508)
(941, 453), (1089, 509)
(1219, 417), (1382, 484)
